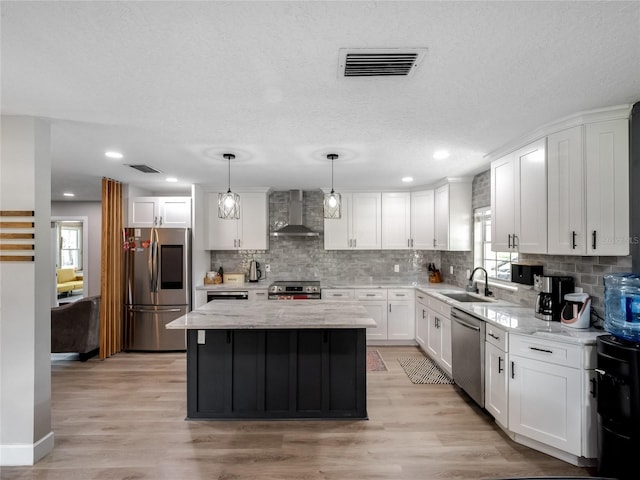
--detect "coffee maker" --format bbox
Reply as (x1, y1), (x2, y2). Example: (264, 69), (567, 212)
(534, 275), (575, 321)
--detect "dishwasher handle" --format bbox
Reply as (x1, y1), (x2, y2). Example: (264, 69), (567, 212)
(452, 317), (481, 332)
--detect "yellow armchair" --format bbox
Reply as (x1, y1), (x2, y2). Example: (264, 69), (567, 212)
(57, 268), (83, 294)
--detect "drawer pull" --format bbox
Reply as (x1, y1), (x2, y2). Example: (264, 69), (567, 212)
(488, 332), (500, 340)
(396, 293), (405, 297)
(529, 346), (553, 354)
(334, 293), (343, 297)
(366, 293), (376, 297)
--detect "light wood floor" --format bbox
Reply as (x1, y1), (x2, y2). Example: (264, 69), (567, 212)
(2, 346), (597, 480)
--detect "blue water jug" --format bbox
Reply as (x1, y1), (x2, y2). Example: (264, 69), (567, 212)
(604, 273), (640, 342)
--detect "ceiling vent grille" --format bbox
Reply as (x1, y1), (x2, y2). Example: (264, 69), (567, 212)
(127, 164), (162, 174)
(339, 48), (426, 78)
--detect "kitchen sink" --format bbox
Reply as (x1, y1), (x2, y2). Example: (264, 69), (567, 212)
(441, 292), (495, 303)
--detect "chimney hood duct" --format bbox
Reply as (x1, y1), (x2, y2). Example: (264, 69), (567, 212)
(271, 190), (320, 237)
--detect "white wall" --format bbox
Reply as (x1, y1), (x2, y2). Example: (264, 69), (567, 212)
(51, 202), (102, 297)
(0, 116), (54, 465)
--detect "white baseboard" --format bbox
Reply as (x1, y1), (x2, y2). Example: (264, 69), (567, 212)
(0, 431), (55, 466)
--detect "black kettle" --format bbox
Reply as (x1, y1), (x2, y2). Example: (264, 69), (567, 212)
(249, 261), (262, 282)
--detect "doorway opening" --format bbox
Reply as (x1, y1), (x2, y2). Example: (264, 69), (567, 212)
(52, 216), (89, 306)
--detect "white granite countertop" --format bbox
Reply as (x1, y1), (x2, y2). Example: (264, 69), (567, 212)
(166, 299), (377, 330)
(453, 303), (606, 345)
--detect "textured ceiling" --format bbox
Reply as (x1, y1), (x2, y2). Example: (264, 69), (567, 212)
(2, 1), (639, 201)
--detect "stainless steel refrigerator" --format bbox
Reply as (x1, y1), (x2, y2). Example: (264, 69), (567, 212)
(123, 227), (191, 351)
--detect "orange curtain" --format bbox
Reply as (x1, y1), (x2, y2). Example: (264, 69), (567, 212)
(100, 178), (123, 359)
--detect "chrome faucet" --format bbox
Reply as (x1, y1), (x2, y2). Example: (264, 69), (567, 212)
(467, 267), (493, 297)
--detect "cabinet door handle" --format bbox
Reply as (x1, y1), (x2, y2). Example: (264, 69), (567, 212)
(512, 234), (518, 248)
(159, 216), (163, 226)
(572, 230), (577, 249)
(154, 216), (158, 226)
(408, 239), (410, 248)
(226, 331), (232, 344)
(498, 356), (504, 373)
(422, 309), (426, 319)
(354, 239), (356, 248)
(389, 304), (392, 313)
(233, 239), (237, 248)
(529, 346), (553, 354)
(237, 238), (241, 248)
(511, 361), (515, 379)
(592, 230), (597, 250)
(508, 234), (512, 249)
(435, 317), (440, 328)
(590, 377), (597, 398)
(433, 238), (436, 248)
(488, 332), (500, 340)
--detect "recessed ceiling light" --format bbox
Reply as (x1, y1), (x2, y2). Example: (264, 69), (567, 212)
(402, 176), (414, 183)
(105, 151), (123, 159)
(63, 192), (75, 197)
(433, 150), (450, 160)
(166, 177), (178, 183)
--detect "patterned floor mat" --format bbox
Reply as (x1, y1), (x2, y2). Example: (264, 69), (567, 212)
(397, 357), (453, 384)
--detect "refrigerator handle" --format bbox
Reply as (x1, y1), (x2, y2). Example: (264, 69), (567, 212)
(150, 227), (159, 293)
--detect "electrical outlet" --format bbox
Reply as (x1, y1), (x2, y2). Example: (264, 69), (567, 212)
(449, 266), (454, 275)
(394, 264), (400, 273)
(265, 264), (271, 273)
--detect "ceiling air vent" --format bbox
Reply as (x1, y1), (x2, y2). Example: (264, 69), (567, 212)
(339, 48), (427, 78)
(127, 164), (162, 174)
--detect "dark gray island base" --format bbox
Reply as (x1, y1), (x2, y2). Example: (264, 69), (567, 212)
(186, 328), (367, 420)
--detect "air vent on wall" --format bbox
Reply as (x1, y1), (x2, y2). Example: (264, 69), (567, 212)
(127, 164), (162, 174)
(339, 48), (427, 77)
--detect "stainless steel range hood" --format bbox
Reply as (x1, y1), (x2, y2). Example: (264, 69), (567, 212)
(270, 190), (319, 237)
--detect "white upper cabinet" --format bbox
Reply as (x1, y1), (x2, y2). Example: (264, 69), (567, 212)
(585, 119), (629, 256)
(491, 138), (547, 253)
(324, 193), (381, 250)
(382, 192), (411, 249)
(129, 196), (191, 228)
(434, 181), (472, 251)
(326, 184), (469, 251)
(411, 189), (435, 250)
(548, 118), (629, 256)
(206, 192), (268, 250)
(547, 125), (585, 254)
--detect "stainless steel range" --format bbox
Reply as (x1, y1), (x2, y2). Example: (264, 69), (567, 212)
(268, 280), (321, 300)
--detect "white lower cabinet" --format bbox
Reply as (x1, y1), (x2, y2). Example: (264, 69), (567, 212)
(387, 289), (415, 340)
(507, 334), (583, 457)
(355, 289), (388, 341)
(423, 294), (452, 376)
(248, 289), (268, 301)
(414, 293), (429, 347)
(485, 325), (508, 428)
(321, 288), (355, 300)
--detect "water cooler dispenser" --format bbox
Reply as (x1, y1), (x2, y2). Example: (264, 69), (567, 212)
(597, 273), (640, 479)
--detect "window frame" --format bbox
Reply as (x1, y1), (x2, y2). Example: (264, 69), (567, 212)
(473, 207), (518, 282)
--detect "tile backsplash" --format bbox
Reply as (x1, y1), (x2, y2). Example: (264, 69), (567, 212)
(211, 176), (634, 314)
(210, 190), (441, 285)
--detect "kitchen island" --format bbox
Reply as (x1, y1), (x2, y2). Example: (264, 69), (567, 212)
(166, 299), (376, 420)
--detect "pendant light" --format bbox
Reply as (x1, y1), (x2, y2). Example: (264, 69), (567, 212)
(323, 153), (341, 219)
(218, 153), (240, 219)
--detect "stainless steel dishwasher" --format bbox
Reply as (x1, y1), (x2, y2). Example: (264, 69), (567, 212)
(451, 307), (485, 407)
